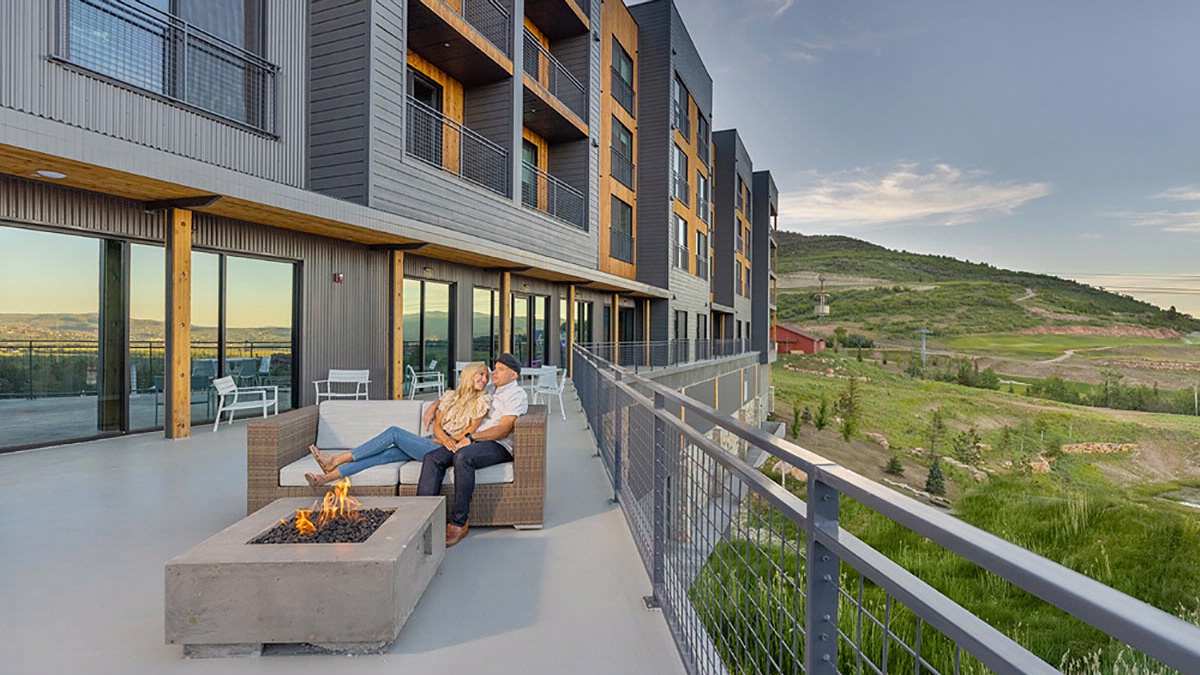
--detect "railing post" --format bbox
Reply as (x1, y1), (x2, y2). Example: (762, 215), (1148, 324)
(610, 369), (622, 503)
(650, 390), (667, 606)
(27, 341), (34, 400)
(805, 474), (840, 674)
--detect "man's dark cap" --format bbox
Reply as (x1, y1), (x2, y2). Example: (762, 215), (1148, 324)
(496, 353), (522, 375)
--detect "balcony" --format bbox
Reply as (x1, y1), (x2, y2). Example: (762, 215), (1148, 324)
(521, 162), (587, 229)
(407, 0), (513, 86)
(673, 103), (690, 140)
(674, 244), (689, 270)
(672, 171), (690, 206)
(524, 0), (590, 40)
(694, 254), (709, 280)
(697, 193), (710, 223)
(609, 227), (634, 264)
(53, 0), (277, 134)
(406, 97), (511, 198)
(736, 189), (745, 212)
(610, 148), (634, 190)
(522, 31), (588, 141)
(611, 66), (635, 116)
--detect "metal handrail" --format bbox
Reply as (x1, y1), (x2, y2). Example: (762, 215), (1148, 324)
(406, 96), (511, 197)
(573, 344), (1200, 674)
(521, 161), (587, 229)
(460, 0), (512, 56)
(609, 226), (634, 263)
(53, 0), (277, 134)
(673, 170), (690, 206)
(523, 29), (588, 122)
(610, 147), (634, 189)
(610, 65), (635, 115)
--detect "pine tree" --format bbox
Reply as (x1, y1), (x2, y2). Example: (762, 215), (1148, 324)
(925, 458), (946, 496)
(885, 455), (904, 475)
(792, 403), (802, 439)
(837, 378), (862, 441)
(800, 406), (813, 427)
(814, 394), (830, 431)
(928, 407), (946, 457)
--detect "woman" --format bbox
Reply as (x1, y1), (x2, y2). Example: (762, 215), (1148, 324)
(305, 362), (491, 487)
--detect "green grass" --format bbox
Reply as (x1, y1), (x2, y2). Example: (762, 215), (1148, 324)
(944, 333), (1174, 359)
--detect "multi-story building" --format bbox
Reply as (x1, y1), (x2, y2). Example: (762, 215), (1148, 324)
(0, 0), (775, 451)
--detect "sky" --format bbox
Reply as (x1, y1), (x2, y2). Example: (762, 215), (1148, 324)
(672, 0), (1200, 316)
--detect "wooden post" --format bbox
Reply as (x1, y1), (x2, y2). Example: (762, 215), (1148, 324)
(566, 284), (576, 377)
(499, 272), (512, 354)
(164, 208), (192, 439)
(390, 251), (405, 399)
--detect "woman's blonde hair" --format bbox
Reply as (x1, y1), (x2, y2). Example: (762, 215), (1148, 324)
(453, 362), (489, 408)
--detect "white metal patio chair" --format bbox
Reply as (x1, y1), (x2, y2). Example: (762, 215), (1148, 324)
(406, 364), (445, 400)
(212, 376), (278, 431)
(313, 369), (370, 403)
(531, 367), (567, 420)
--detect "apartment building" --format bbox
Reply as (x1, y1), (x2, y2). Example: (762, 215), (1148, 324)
(0, 0), (775, 451)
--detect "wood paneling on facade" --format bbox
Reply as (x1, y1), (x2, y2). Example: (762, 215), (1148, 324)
(598, 0), (639, 280)
(165, 208), (192, 439)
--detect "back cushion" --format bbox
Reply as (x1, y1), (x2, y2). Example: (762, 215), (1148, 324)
(316, 400), (426, 449)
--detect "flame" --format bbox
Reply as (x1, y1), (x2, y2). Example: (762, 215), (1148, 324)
(286, 478), (362, 536)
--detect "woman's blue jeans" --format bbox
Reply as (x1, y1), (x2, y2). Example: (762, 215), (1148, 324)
(338, 426), (441, 478)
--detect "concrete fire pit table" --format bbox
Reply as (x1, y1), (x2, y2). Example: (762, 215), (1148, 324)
(165, 496), (445, 657)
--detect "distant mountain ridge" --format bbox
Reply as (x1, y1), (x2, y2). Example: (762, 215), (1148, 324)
(774, 232), (1198, 335)
(0, 313), (290, 342)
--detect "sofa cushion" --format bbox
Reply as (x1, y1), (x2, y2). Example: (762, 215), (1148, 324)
(316, 400), (426, 449)
(279, 455), (402, 488)
(397, 460), (514, 485)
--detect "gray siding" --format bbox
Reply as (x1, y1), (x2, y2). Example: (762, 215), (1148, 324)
(0, 1), (306, 186)
(712, 130), (738, 307)
(549, 139), (590, 196)
(629, 0), (672, 289)
(309, 0), (372, 202)
(751, 169), (778, 357)
(464, 81), (515, 150)
(0, 174), (390, 404)
(668, 2), (713, 118)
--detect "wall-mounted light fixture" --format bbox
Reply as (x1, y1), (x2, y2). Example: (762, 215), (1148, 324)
(332, 273), (344, 283)
(35, 169), (67, 179)
(423, 266), (434, 276)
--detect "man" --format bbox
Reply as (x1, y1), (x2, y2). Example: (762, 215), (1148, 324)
(417, 353), (528, 547)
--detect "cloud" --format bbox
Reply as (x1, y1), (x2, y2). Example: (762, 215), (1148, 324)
(778, 162), (1052, 229)
(1111, 187), (1200, 233)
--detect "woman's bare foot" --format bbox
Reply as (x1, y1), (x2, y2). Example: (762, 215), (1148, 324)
(305, 471), (334, 488)
(309, 445), (335, 473)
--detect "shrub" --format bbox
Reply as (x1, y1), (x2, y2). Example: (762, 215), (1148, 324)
(837, 378), (862, 442)
(884, 455), (904, 475)
(952, 427), (983, 466)
(814, 394), (830, 431)
(925, 458), (946, 496)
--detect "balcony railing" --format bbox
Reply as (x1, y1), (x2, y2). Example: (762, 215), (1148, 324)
(673, 103), (690, 139)
(572, 344), (1200, 675)
(674, 244), (689, 270)
(697, 194), (710, 223)
(609, 227), (634, 264)
(673, 171), (690, 206)
(54, 0), (277, 134)
(461, 0), (512, 56)
(697, 135), (709, 165)
(521, 162), (587, 229)
(611, 66), (635, 115)
(610, 148), (634, 189)
(523, 30), (588, 122)
(578, 339), (750, 369)
(406, 96), (511, 198)
(736, 190), (745, 212)
(694, 253), (708, 280)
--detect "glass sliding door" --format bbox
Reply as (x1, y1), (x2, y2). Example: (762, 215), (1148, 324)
(224, 255), (295, 412)
(0, 227), (100, 449)
(559, 297), (567, 366)
(472, 287), (498, 364)
(511, 295), (529, 367)
(190, 251), (220, 425)
(402, 279), (456, 394)
(129, 244), (165, 432)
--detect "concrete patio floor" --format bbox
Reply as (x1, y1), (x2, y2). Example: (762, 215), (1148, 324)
(0, 388), (687, 674)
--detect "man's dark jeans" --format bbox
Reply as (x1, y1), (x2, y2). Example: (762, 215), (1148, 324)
(416, 441), (513, 526)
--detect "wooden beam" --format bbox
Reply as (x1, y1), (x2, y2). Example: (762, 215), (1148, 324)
(164, 208), (192, 439)
(499, 272), (512, 354)
(566, 285), (576, 377)
(144, 195), (221, 211)
(370, 243), (427, 252)
(390, 251), (405, 399)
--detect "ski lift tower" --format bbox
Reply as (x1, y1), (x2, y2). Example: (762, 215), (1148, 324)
(813, 275), (831, 317)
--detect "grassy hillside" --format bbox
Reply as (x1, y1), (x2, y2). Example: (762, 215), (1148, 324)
(776, 232), (1199, 334)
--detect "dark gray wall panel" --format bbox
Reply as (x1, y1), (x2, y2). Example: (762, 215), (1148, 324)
(308, 0), (371, 203)
(629, 1), (671, 289)
(718, 371), (741, 414)
(0, 1), (306, 185)
(549, 139), (590, 195)
(464, 81), (515, 151)
(752, 169), (778, 355)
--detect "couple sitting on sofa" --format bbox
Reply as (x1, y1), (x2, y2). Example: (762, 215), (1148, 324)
(306, 353), (529, 547)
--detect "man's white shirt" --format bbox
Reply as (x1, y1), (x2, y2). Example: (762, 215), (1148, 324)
(478, 380), (529, 453)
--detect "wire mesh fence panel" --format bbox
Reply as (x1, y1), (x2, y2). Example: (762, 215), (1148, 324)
(407, 96), (509, 197)
(463, 0), (511, 55)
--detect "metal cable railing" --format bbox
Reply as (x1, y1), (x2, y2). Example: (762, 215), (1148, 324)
(521, 162), (587, 229)
(573, 344), (1200, 675)
(406, 96), (511, 198)
(523, 29), (588, 122)
(674, 102), (691, 140)
(462, 0), (511, 56)
(53, 0), (277, 134)
(611, 66), (635, 115)
(674, 170), (691, 206)
(611, 147), (635, 190)
(610, 227), (635, 264)
(579, 340), (750, 370)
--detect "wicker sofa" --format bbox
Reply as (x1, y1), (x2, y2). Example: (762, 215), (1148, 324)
(246, 401), (547, 528)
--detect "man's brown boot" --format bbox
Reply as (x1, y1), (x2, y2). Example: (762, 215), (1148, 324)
(446, 522), (469, 547)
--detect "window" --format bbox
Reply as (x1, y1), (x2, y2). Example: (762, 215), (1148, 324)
(672, 75), (691, 139)
(511, 294), (549, 367)
(407, 70), (444, 167)
(404, 279), (455, 386)
(744, 264), (752, 296)
(674, 310), (688, 339)
(737, 176), (746, 212)
(610, 196), (634, 263)
(697, 114), (710, 165)
(611, 39), (635, 115)
(696, 314), (708, 341)
(735, 264), (742, 296)
(696, 170), (710, 222)
(472, 287), (499, 364)
(611, 119), (634, 189)
(574, 300), (593, 344)
(672, 144), (690, 205)
(674, 215), (689, 270)
(695, 231), (709, 279)
(521, 139), (539, 208)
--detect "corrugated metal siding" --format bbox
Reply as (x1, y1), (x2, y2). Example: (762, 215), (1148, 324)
(0, 1), (306, 186)
(628, 0), (670, 289)
(0, 174), (392, 404)
(309, 0), (372, 202)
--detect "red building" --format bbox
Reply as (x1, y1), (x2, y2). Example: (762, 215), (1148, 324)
(772, 324), (827, 355)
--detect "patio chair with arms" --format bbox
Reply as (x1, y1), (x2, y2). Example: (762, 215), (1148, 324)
(531, 367), (567, 420)
(212, 376), (279, 431)
(406, 364), (445, 400)
(313, 369), (370, 403)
